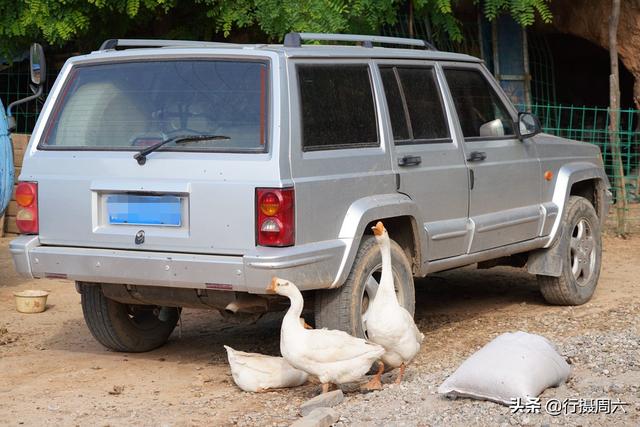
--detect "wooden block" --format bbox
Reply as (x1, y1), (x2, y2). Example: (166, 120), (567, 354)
(9, 135), (30, 230)
(6, 217), (19, 235)
(11, 134), (30, 184)
(10, 134), (30, 149)
(13, 151), (25, 167)
(7, 201), (17, 216)
(13, 167), (21, 183)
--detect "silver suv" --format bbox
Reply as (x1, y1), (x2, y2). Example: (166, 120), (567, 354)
(11, 33), (611, 352)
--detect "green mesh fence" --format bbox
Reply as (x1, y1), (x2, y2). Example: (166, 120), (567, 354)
(0, 59), (56, 134)
(519, 103), (640, 231)
(527, 33), (557, 105)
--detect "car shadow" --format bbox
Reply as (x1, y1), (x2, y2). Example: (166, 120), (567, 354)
(413, 265), (546, 333)
(42, 265), (546, 364)
(43, 306), (285, 363)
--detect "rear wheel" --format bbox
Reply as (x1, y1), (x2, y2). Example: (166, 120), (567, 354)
(315, 235), (415, 338)
(538, 196), (602, 305)
(80, 283), (180, 352)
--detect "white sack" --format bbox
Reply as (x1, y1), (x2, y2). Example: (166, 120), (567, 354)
(438, 331), (571, 405)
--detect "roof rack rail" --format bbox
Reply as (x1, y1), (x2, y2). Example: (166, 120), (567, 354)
(283, 32), (436, 50)
(99, 39), (239, 51)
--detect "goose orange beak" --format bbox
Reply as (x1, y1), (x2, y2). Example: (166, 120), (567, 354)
(371, 221), (385, 236)
(266, 277), (278, 293)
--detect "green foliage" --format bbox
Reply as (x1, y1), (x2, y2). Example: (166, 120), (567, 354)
(413, 0), (463, 42)
(480, 0), (553, 26)
(0, 0), (552, 58)
(0, 0), (174, 57)
(201, 0), (400, 39)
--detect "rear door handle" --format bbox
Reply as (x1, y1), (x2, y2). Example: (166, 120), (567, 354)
(398, 155), (422, 167)
(467, 151), (487, 162)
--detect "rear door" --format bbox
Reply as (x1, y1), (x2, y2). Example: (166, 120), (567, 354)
(376, 61), (469, 260)
(441, 64), (543, 252)
(23, 52), (279, 255)
(288, 60), (395, 246)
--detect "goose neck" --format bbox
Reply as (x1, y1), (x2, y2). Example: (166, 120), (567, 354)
(282, 287), (305, 330)
(378, 237), (394, 293)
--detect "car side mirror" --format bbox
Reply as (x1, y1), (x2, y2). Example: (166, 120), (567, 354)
(30, 43), (47, 86)
(6, 43), (47, 131)
(517, 112), (541, 140)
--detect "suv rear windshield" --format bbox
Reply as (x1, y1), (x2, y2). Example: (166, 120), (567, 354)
(40, 60), (269, 152)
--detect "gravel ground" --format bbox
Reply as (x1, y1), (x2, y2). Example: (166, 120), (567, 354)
(1, 234), (639, 426)
(333, 305), (640, 427)
(224, 303), (639, 427)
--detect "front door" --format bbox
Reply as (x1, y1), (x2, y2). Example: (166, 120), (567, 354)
(377, 62), (469, 261)
(442, 65), (542, 253)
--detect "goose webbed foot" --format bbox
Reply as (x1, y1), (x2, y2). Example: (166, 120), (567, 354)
(394, 363), (406, 385)
(361, 362), (384, 391)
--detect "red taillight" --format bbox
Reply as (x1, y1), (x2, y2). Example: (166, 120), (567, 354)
(15, 182), (38, 234)
(259, 192), (281, 216)
(256, 187), (294, 247)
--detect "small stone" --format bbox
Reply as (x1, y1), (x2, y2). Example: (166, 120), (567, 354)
(291, 408), (339, 427)
(299, 390), (344, 416)
(608, 383), (623, 393)
(108, 385), (125, 395)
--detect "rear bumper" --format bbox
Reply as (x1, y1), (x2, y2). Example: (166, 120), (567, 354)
(9, 236), (347, 294)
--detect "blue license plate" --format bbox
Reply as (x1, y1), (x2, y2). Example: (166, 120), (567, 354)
(106, 194), (182, 226)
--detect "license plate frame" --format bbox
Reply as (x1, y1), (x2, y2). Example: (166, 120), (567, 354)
(106, 194), (183, 227)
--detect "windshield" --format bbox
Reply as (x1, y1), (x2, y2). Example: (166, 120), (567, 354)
(40, 60), (269, 152)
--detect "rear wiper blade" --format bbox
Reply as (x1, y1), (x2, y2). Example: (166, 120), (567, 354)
(134, 134), (231, 165)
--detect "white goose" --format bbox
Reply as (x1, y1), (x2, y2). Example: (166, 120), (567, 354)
(268, 277), (385, 393)
(224, 345), (309, 392)
(364, 221), (424, 389)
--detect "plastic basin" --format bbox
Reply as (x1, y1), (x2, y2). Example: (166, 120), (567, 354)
(13, 290), (49, 313)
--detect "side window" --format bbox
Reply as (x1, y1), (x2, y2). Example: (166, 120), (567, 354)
(443, 68), (514, 138)
(298, 64), (378, 151)
(380, 66), (450, 144)
(380, 68), (410, 140)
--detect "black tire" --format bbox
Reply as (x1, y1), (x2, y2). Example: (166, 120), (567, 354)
(315, 235), (415, 338)
(80, 283), (180, 352)
(538, 196), (602, 305)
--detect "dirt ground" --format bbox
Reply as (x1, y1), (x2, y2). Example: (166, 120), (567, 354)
(0, 234), (639, 426)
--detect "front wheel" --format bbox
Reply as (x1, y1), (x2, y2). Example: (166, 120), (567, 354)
(80, 283), (180, 352)
(538, 196), (602, 305)
(315, 235), (415, 338)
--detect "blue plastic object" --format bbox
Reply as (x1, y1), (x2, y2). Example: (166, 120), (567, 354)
(106, 194), (182, 226)
(0, 99), (14, 217)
